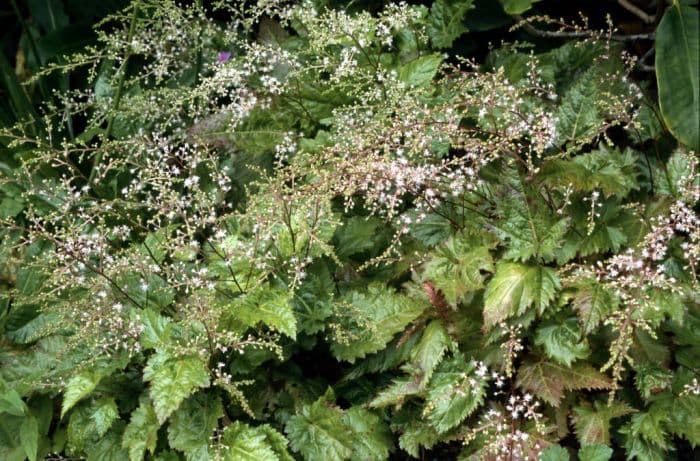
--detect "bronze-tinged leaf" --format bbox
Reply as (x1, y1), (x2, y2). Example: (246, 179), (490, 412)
(572, 400), (635, 445)
(516, 359), (613, 407)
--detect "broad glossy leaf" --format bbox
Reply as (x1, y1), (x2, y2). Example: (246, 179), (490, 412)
(656, 3), (699, 151)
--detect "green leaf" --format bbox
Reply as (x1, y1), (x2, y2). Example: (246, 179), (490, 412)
(285, 390), (353, 461)
(569, 277), (618, 334)
(397, 420), (440, 458)
(220, 421), (292, 461)
(424, 356), (486, 433)
(653, 150), (699, 197)
(86, 422), (129, 461)
(398, 54), (443, 87)
(539, 146), (638, 198)
(578, 444), (613, 461)
(422, 232), (494, 305)
(571, 400), (635, 445)
(500, 0), (541, 15)
(427, 0), (474, 48)
(516, 360), (613, 407)
(143, 353), (211, 424)
(342, 407), (394, 461)
(534, 318), (590, 366)
(634, 364), (673, 400)
(656, 3), (699, 151)
(555, 61), (628, 146)
(91, 398), (119, 438)
(0, 378), (28, 416)
(369, 375), (422, 409)
(292, 261), (334, 334)
(409, 320), (453, 385)
(483, 262), (560, 327)
(138, 309), (174, 350)
(232, 287), (297, 339)
(493, 184), (569, 263)
(20, 415), (38, 461)
(330, 284), (426, 363)
(168, 392), (222, 458)
(539, 444), (569, 461)
(61, 370), (103, 418)
(122, 400), (160, 461)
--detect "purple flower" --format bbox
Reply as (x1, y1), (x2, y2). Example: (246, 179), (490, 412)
(218, 51), (231, 63)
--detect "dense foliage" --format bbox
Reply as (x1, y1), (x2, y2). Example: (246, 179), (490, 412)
(1, 0), (699, 460)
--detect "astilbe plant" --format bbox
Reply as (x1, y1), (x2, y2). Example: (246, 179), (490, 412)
(0, 1), (698, 460)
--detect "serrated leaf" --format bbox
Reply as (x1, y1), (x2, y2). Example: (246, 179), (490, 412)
(138, 309), (174, 350)
(220, 421), (291, 461)
(667, 392), (700, 446)
(571, 400), (635, 445)
(20, 415), (38, 461)
(634, 364), (673, 400)
(422, 232), (494, 305)
(424, 356), (486, 433)
(656, 3), (699, 151)
(534, 318), (590, 367)
(483, 262), (560, 327)
(569, 277), (618, 334)
(61, 370), (103, 418)
(539, 444), (569, 461)
(555, 61), (628, 146)
(493, 172), (570, 263)
(578, 444), (613, 461)
(342, 407), (394, 461)
(410, 320), (453, 384)
(0, 377), (27, 416)
(91, 398), (119, 437)
(369, 375), (423, 409)
(168, 392), (222, 459)
(143, 353), (210, 424)
(122, 400), (160, 461)
(516, 360), (613, 407)
(232, 287), (297, 339)
(398, 54), (443, 87)
(285, 390), (353, 461)
(330, 284), (426, 363)
(539, 146), (638, 198)
(292, 261), (334, 334)
(427, 0), (474, 48)
(398, 421), (440, 458)
(653, 150), (699, 198)
(86, 422), (129, 461)
(332, 216), (384, 258)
